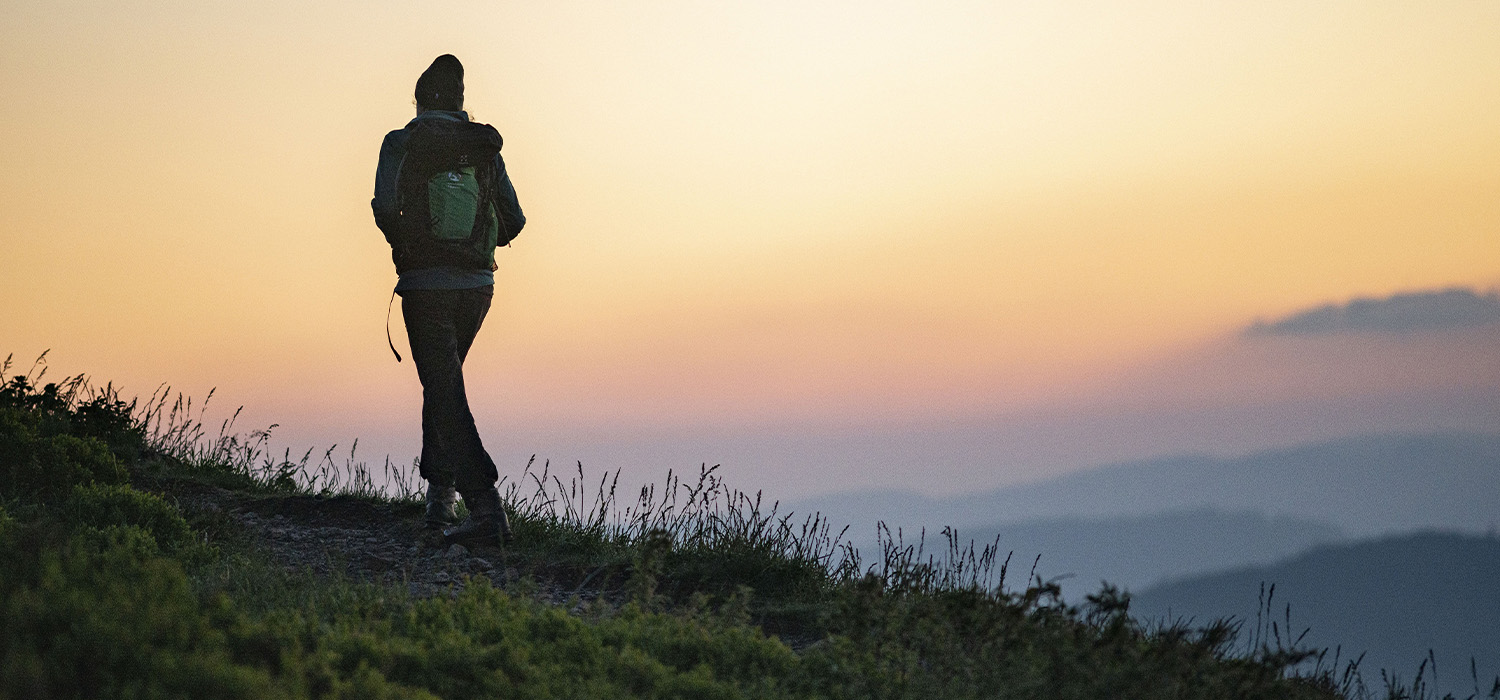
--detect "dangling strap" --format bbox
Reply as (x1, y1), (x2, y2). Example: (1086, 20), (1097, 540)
(386, 289), (403, 362)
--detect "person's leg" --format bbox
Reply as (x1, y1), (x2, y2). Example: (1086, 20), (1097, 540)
(447, 285), (499, 494)
(403, 286), (507, 543)
(401, 289), (461, 492)
(453, 284), (493, 363)
(442, 285), (511, 544)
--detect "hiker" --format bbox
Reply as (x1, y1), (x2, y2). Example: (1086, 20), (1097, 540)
(371, 54), (525, 547)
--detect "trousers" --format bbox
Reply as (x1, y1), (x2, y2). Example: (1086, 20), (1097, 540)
(399, 285), (499, 495)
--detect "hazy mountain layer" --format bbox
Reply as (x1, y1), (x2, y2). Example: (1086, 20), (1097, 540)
(941, 509), (1346, 597)
(792, 431), (1500, 538)
(1130, 531), (1500, 698)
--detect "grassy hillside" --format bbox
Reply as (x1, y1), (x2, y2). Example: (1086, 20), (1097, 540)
(0, 357), (1437, 699)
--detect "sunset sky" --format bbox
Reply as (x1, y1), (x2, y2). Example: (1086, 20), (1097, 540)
(3, 1), (1498, 498)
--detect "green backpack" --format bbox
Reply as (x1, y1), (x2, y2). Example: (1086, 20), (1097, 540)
(392, 119), (510, 273)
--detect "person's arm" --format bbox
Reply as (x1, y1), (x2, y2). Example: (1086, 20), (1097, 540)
(493, 152), (525, 244)
(371, 130), (406, 242)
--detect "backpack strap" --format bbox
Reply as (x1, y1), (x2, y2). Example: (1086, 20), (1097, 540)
(386, 289), (403, 362)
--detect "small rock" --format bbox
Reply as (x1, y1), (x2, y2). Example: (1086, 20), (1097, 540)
(472, 557), (492, 569)
(365, 537), (382, 544)
(445, 544), (468, 559)
(434, 571), (451, 583)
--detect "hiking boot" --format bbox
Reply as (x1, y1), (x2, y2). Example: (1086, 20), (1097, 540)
(443, 486), (513, 547)
(424, 484), (459, 528)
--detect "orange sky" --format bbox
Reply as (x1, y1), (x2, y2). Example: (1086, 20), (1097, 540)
(3, 1), (1498, 494)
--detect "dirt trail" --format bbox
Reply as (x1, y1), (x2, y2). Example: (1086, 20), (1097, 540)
(151, 476), (831, 652)
(161, 479), (580, 603)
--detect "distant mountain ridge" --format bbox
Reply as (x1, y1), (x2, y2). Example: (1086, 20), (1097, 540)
(791, 431), (1500, 538)
(948, 509), (1345, 595)
(1130, 531), (1500, 698)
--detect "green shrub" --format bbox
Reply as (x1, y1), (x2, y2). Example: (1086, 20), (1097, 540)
(66, 483), (193, 553)
(0, 373), (145, 492)
(0, 531), (279, 699)
(39, 434), (129, 488)
(229, 579), (801, 699)
(0, 410), (128, 502)
(74, 523), (163, 560)
(68, 393), (146, 462)
(0, 505), (429, 699)
(0, 408), (37, 496)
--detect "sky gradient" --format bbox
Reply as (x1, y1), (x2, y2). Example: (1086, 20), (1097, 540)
(3, 1), (1498, 498)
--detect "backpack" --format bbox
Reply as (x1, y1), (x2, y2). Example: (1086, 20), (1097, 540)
(391, 119), (511, 272)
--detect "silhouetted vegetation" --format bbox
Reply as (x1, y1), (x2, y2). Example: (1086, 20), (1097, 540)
(0, 354), (1480, 699)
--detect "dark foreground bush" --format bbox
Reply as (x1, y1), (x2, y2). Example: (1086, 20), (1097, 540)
(66, 482), (199, 554)
(0, 517), (812, 699)
(0, 515), (284, 699)
(0, 407), (128, 501)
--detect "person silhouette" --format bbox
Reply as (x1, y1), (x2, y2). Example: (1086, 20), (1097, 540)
(371, 54), (525, 546)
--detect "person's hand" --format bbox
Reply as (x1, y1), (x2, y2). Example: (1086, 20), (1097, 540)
(490, 261), (499, 272)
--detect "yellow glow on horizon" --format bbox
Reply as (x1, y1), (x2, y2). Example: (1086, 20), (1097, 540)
(2, 0), (1498, 440)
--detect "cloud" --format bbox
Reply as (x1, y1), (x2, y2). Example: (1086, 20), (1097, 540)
(1247, 287), (1500, 336)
